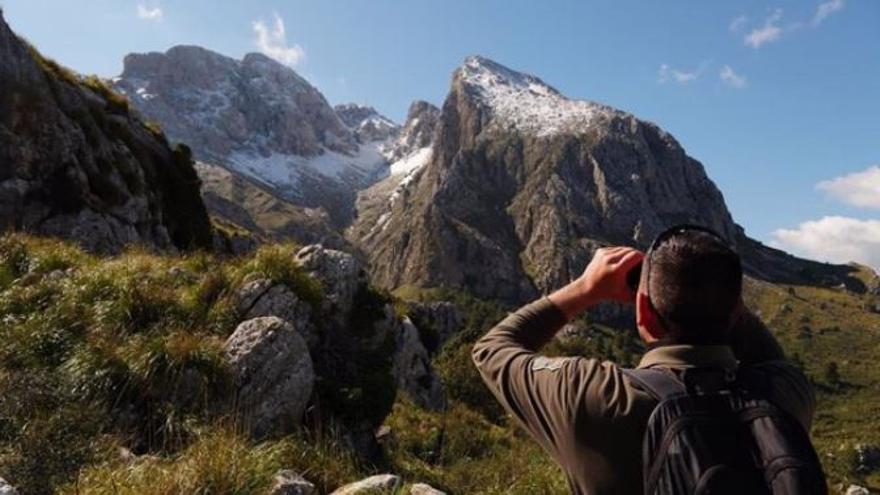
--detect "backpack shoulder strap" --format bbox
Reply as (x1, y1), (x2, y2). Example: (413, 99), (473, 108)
(622, 367), (687, 402)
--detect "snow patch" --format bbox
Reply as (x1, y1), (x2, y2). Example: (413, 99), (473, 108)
(135, 87), (156, 101)
(389, 147), (432, 176)
(460, 56), (615, 137)
(227, 142), (389, 194)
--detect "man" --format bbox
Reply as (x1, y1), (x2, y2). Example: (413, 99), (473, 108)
(472, 227), (816, 494)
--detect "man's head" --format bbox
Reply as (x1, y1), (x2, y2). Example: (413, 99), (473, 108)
(636, 226), (743, 345)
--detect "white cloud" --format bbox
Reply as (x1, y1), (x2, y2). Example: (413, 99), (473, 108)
(136, 3), (163, 22)
(719, 65), (747, 88)
(744, 9), (783, 48)
(813, 0), (845, 25)
(252, 12), (305, 66)
(771, 216), (880, 270)
(817, 165), (880, 209)
(729, 15), (748, 32)
(658, 63), (703, 84)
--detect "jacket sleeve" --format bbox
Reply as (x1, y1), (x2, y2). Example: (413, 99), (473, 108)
(471, 297), (637, 465)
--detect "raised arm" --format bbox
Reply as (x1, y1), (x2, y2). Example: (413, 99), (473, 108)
(471, 248), (644, 463)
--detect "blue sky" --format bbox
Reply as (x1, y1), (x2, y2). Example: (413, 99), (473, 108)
(3, 0), (879, 268)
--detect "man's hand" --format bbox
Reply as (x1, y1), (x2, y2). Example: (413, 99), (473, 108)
(548, 247), (644, 320)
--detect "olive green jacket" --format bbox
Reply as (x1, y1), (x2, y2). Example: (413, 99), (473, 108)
(472, 297), (815, 495)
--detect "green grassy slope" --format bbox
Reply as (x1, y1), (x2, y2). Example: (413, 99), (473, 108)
(0, 234), (876, 494)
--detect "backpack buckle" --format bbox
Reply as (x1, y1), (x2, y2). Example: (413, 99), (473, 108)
(682, 368), (736, 395)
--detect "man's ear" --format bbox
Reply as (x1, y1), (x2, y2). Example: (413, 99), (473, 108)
(636, 291), (664, 343)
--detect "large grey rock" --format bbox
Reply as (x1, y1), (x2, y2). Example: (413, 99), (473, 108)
(295, 244), (365, 316)
(0, 477), (18, 495)
(410, 483), (446, 495)
(846, 485), (870, 495)
(235, 278), (316, 348)
(269, 470), (315, 495)
(0, 12), (212, 254)
(392, 317), (445, 410)
(330, 474), (401, 495)
(224, 317), (314, 438)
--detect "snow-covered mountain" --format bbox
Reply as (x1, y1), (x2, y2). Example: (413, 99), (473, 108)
(114, 46), (392, 224)
(347, 55), (862, 302)
(458, 56), (617, 137)
(114, 46), (446, 227)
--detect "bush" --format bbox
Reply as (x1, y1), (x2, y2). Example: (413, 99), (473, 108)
(82, 75), (130, 114)
(236, 244), (323, 308)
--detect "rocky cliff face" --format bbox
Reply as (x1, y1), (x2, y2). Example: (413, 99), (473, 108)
(114, 47), (384, 225)
(383, 100), (440, 163)
(0, 12), (211, 254)
(334, 103), (399, 144)
(347, 101), (440, 246)
(349, 56), (861, 302)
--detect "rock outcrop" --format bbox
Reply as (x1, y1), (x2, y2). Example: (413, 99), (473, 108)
(0, 12), (212, 254)
(235, 278), (317, 348)
(269, 470), (316, 495)
(349, 55), (864, 303)
(330, 474), (402, 495)
(407, 301), (464, 353)
(410, 483), (447, 495)
(224, 317), (314, 438)
(295, 244), (367, 320)
(391, 318), (445, 410)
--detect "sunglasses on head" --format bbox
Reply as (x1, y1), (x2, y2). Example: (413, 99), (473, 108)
(625, 224), (733, 292)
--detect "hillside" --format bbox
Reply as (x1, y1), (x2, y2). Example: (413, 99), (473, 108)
(195, 162), (346, 250)
(0, 234), (877, 494)
(0, 11), (212, 254)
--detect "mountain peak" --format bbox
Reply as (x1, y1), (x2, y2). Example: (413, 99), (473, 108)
(460, 55), (560, 97)
(456, 55), (612, 137)
(334, 103), (399, 143)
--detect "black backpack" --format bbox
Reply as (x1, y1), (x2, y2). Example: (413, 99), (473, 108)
(622, 367), (828, 495)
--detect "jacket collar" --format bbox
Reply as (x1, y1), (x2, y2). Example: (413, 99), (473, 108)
(637, 344), (739, 370)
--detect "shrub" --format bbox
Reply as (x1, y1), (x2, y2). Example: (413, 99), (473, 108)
(82, 75), (130, 114)
(237, 244), (323, 308)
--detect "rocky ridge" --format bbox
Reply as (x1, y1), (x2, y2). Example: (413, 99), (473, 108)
(334, 103), (400, 143)
(0, 12), (212, 254)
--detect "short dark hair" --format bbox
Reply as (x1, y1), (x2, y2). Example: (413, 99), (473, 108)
(646, 230), (743, 344)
